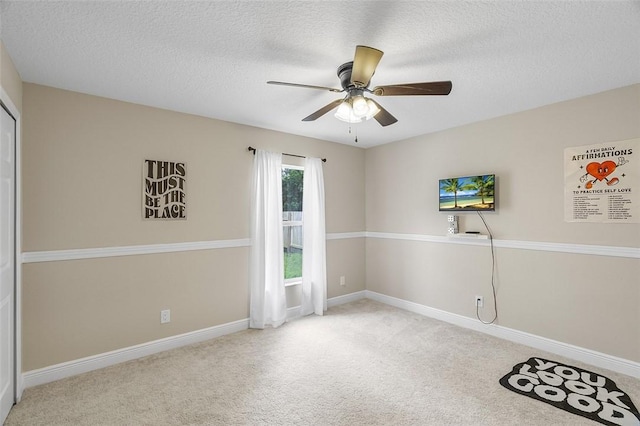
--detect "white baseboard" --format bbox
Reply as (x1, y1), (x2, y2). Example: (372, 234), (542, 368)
(25, 288), (635, 390)
(365, 290), (640, 379)
(287, 291), (366, 321)
(286, 305), (301, 321)
(22, 291), (367, 389)
(328, 290), (366, 308)
(22, 318), (250, 389)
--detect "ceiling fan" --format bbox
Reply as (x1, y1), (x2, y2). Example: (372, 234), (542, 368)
(267, 45), (452, 127)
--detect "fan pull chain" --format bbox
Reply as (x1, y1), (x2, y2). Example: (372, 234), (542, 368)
(347, 124), (358, 143)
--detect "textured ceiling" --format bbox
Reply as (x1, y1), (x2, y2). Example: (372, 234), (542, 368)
(1, 1), (639, 148)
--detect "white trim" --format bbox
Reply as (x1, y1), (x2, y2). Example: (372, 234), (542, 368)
(1, 86), (23, 401)
(365, 290), (640, 379)
(21, 238), (251, 263)
(327, 290), (366, 308)
(497, 238), (640, 258)
(21, 291), (367, 388)
(282, 164), (304, 171)
(288, 291), (366, 321)
(287, 290), (365, 321)
(366, 231), (639, 258)
(284, 279), (302, 287)
(326, 232), (366, 240)
(21, 232), (635, 264)
(367, 232), (450, 244)
(283, 221), (303, 226)
(286, 305), (301, 321)
(22, 318), (250, 389)
(21, 233), (365, 264)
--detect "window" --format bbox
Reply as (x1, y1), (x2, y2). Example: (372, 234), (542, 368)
(282, 166), (303, 283)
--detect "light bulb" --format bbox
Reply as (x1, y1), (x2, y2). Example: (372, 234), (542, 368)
(351, 95), (369, 117)
(334, 101), (362, 123)
(364, 99), (380, 120)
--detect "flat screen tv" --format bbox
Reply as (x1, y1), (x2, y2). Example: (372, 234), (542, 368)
(439, 174), (495, 211)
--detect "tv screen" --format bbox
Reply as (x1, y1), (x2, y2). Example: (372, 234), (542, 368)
(439, 174), (496, 211)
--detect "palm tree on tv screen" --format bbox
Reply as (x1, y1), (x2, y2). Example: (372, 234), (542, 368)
(470, 175), (495, 205)
(440, 178), (464, 208)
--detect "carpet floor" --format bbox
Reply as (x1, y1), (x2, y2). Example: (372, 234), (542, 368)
(5, 299), (640, 425)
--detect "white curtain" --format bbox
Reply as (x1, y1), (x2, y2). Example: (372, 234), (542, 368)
(301, 157), (327, 316)
(249, 149), (287, 329)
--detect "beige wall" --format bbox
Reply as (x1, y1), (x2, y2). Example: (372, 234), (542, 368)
(19, 79), (640, 371)
(0, 40), (22, 112)
(365, 84), (640, 362)
(22, 84), (366, 371)
(22, 84), (365, 251)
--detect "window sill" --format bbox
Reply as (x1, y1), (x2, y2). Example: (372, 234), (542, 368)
(284, 279), (302, 287)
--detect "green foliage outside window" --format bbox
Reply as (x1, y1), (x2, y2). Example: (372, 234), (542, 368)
(283, 167), (304, 280)
(282, 168), (303, 212)
(284, 251), (302, 280)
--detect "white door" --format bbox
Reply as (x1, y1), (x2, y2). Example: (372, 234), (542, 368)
(0, 104), (16, 423)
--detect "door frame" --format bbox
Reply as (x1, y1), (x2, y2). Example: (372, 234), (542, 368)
(0, 87), (22, 402)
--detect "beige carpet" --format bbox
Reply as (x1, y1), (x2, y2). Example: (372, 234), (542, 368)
(6, 299), (640, 425)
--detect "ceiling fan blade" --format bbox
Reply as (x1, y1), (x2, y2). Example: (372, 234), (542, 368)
(368, 99), (398, 127)
(373, 81), (452, 96)
(267, 81), (343, 93)
(302, 99), (345, 122)
(350, 45), (384, 88)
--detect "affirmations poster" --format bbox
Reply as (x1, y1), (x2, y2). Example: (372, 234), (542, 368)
(143, 159), (186, 220)
(564, 138), (638, 223)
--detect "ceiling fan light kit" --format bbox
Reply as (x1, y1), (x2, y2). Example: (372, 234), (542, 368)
(268, 45), (452, 129)
(334, 99), (361, 123)
(351, 92), (368, 115)
(334, 93), (380, 123)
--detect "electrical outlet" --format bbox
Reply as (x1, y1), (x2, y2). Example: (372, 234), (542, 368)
(339, 276), (346, 286)
(475, 296), (484, 308)
(160, 309), (171, 324)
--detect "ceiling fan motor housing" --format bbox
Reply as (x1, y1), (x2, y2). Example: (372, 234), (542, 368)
(337, 62), (357, 90)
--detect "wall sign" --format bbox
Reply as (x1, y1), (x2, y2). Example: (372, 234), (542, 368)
(564, 138), (638, 223)
(143, 159), (186, 220)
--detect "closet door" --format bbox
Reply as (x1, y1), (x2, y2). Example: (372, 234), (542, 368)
(0, 104), (16, 423)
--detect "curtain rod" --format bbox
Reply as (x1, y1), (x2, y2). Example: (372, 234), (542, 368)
(247, 146), (327, 163)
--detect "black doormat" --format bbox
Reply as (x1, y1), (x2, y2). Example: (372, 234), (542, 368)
(500, 357), (640, 426)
